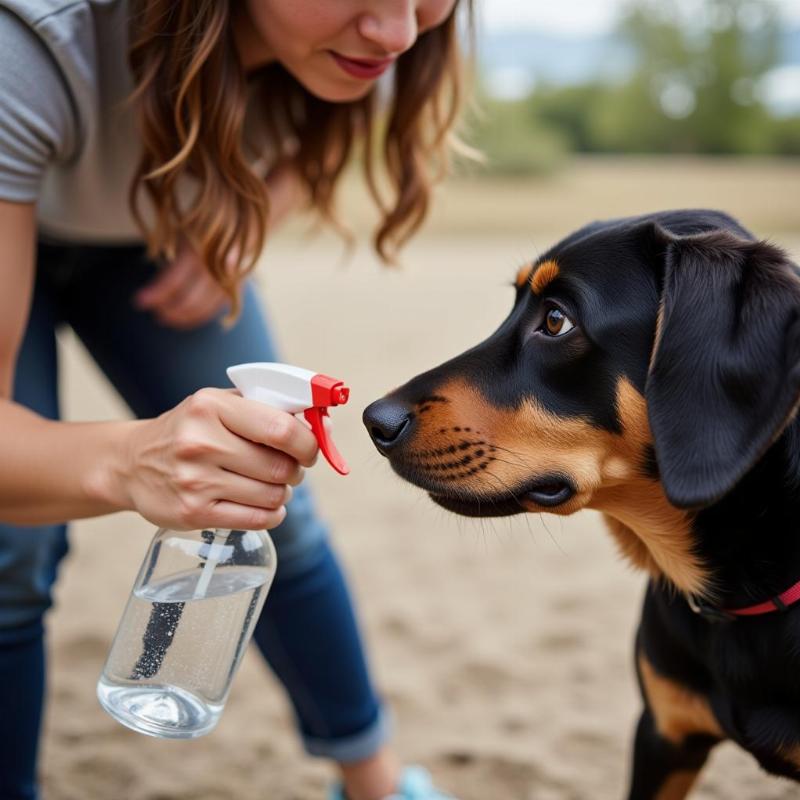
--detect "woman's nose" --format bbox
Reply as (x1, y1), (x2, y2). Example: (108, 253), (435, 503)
(359, 3), (418, 55)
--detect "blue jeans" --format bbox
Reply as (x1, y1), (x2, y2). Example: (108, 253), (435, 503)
(0, 240), (388, 799)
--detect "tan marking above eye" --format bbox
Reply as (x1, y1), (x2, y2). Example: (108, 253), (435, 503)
(515, 263), (533, 289)
(530, 259), (560, 295)
(638, 652), (724, 746)
(407, 375), (710, 597)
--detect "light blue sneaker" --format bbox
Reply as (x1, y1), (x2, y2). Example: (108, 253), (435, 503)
(328, 766), (457, 800)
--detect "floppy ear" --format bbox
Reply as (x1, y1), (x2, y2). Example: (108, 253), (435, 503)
(645, 227), (800, 509)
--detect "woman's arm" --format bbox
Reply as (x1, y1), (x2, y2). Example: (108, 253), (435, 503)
(0, 200), (133, 522)
(0, 200), (318, 528)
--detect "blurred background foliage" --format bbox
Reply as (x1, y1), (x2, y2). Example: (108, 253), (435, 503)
(470, 0), (800, 174)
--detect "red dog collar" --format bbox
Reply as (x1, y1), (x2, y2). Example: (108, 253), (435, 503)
(689, 578), (800, 622)
(726, 578), (800, 617)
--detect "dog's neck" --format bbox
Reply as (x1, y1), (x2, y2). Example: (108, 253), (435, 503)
(691, 419), (800, 608)
(594, 479), (711, 598)
(593, 420), (800, 605)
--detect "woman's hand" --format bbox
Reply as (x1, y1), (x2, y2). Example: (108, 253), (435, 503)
(133, 164), (305, 331)
(120, 388), (319, 531)
(134, 239), (236, 330)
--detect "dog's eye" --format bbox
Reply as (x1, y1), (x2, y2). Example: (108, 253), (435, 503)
(543, 307), (574, 336)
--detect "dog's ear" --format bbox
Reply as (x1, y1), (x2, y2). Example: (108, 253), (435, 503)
(644, 225), (800, 509)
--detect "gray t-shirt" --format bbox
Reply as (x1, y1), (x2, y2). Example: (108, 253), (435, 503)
(0, 0), (145, 241)
(0, 0), (273, 243)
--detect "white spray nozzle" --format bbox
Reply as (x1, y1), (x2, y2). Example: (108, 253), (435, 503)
(226, 362), (350, 475)
(227, 363), (316, 414)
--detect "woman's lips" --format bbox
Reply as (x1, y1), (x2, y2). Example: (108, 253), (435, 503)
(329, 52), (394, 80)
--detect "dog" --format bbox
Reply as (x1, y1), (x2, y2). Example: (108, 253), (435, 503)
(363, 210), (800, 798)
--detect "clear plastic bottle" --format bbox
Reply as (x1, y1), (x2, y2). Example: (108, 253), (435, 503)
(97, 526), (276, 738)
(97, 363), (350, 739)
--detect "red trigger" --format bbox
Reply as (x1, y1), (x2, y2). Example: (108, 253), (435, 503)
(303, 407), (350, 475)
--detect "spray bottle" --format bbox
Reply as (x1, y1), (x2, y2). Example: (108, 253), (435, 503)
(97, 363), (350, 739)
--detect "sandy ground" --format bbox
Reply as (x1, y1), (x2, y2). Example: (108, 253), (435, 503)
(39, 160), (800, 799)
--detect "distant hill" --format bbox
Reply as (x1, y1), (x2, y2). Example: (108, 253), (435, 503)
(477, 30), (633, 87)
(477, 26), (800, 87)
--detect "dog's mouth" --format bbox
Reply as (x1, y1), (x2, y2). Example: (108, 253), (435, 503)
(428, 475), (576, 518)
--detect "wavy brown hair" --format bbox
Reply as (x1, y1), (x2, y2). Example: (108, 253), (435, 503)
(128, 1), (472, 318)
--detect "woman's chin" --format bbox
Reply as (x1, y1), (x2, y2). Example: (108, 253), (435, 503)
(297, 72), (376, 103)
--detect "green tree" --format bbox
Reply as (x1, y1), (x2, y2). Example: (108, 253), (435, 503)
(469, 0), (800, 170)
(606, 0), (782, 153)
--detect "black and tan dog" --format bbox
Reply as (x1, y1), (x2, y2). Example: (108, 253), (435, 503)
(363, 210), (800, 798)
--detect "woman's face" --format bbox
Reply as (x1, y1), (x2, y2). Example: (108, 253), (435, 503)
(235, 0), (458, 101)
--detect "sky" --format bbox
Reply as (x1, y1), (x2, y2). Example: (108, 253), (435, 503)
(479, 0), (800, 34)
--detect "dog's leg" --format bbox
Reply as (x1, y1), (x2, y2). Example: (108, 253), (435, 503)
(626, 708), (718, 800)
(625, 647), (724, 799)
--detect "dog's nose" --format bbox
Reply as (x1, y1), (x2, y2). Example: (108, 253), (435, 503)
(362, 399), (414, 451)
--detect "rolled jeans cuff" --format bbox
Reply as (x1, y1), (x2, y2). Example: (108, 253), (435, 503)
(301, 705), (392, 764)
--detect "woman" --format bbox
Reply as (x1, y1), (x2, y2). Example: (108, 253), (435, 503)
(0, 1), (470, 798)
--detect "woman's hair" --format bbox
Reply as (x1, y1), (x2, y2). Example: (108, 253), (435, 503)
(128, 1), (472, 317)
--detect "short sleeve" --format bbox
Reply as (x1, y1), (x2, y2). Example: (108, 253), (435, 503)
(0, 8), (78, 203)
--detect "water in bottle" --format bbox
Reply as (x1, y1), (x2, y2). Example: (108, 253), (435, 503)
(97, 527), (276, 738)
